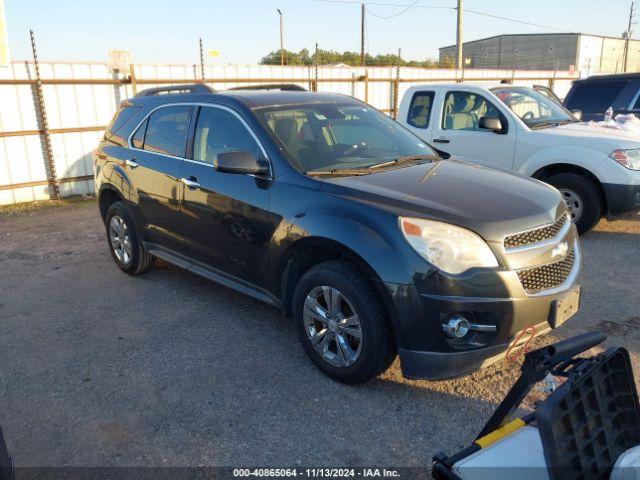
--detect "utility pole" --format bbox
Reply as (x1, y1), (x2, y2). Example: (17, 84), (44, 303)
(277, 9), (284, 66)
(360, 2), (366, 66)
(199, 37), (205, 82)
(456, 0), (463, 71)
(624, 1), (636, 73)
(314, 42), (319, 92)
(398, 47), (402, 63)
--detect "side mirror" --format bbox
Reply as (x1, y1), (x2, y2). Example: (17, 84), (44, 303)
(571, 109), (582, 121)
(479, 116), (503, 133)
(214, 151), (269, 176)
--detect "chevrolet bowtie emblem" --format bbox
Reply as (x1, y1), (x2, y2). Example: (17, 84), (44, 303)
(551, 242), (569, 259)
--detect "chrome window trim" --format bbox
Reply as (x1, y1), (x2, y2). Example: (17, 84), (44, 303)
(126, 102), (273, 178)
(516, 240), (581, 298)
(503, 213), (572, 254)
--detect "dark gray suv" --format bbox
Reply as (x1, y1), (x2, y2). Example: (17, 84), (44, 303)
(94, 84), (581, 384)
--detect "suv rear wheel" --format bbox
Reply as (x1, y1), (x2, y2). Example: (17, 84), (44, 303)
(292, 260), (396, 384)
(105, 201), (155, 275)
(546, 172), (602, 234)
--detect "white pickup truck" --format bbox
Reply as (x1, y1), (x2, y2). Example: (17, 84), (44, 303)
(397, 84), (640, 233)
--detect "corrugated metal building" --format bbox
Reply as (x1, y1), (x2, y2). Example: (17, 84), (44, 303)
(439, 33), (640, 74)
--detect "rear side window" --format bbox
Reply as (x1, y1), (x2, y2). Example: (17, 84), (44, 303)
(566, 81), (627, 112)
(141, 106), (193, 157)
(407, 91), (435, 129)
(105, 105), (141, 144)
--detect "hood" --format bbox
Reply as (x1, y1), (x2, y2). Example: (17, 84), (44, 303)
(320, 159), (564, 242)
(535, 122), (640, 150)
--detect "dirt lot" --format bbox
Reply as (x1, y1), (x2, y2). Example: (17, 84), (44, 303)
(0, 198), (639, 470)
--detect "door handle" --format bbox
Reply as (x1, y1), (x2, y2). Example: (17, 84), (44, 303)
(125, 158), (139, 168)
(433, 138), (450, 144)
(181, 177), (200, 190)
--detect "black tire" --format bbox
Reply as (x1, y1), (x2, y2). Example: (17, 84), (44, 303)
(292, 260), (396, 384)
(546, 172), (602, 234)
(105, 201), (155, 275)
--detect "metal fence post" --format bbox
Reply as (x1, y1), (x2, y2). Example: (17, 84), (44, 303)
(392, 66), (400, 119)
(29, 29), (58, 200)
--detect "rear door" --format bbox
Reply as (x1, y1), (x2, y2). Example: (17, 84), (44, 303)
(402, 89), (436, 143)
(180, 105), (276, 287)
(127, 104), (194, 252)
(429, 89), (517, 170)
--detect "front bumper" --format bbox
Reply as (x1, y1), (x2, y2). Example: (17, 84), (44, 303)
(384, 225), (581, 380)
(603, 182), (640, 216)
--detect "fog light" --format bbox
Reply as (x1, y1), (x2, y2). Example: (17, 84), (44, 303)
(443, 316), (470, 338)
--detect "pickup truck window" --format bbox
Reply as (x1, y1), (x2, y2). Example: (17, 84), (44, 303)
(493, 87), (575, 128)
(442, 91), (503, 131)
(407, 91), (435, 129)
(259, 103), (435, 173)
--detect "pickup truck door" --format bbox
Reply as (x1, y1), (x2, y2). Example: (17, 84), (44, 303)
(402, 90), (436, 144)
(429, 89), (517, 170)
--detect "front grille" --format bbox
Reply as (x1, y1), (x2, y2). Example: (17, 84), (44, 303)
(517, 248), (575, 294)
(504, 214), (568, 250)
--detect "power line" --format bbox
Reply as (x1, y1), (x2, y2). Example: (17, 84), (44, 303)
(313, 0), (568, 32)
(366, 0), (420, 19)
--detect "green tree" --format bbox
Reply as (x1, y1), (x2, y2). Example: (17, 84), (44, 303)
(260, 48), (439, 67)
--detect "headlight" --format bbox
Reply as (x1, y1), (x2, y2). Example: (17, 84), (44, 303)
(399, 217), (498, 274)
(610, 149), (640, 170)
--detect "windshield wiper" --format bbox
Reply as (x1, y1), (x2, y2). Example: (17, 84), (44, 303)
(305, 168), (372, 177)
(367, 154), (437, 170)
(530, 119), (578, 130)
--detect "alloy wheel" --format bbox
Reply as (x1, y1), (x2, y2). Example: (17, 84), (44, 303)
(109, 215), (133, 265)
(303, 286), (363, 368)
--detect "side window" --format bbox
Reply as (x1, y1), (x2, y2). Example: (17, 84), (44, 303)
(565, 82), (627, 112)
(131, 118), (148, 149)
(442, 91), (504, 131)
(142, 106), (193, 157)
(407, 91), (435, 129)
(193, 107), (262, 165)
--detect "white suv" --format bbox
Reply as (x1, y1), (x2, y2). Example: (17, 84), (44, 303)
(397, 84), (640, 233)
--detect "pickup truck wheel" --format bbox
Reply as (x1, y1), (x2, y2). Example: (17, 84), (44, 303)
(546, 173), (602, 234)
(105, 201), (155, 275)
(292, 260), (396, 384)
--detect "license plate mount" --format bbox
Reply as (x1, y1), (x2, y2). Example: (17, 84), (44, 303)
(549, 286), (581, 329)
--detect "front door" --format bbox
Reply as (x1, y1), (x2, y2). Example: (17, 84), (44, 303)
(431, 90), (517, 170)
(180, 105), (276, 287)
(127, 104), (194, 252)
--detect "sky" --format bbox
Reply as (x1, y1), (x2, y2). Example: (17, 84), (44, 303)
(2, 0), (635, 65)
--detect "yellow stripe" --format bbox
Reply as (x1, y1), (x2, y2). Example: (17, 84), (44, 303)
(475, 418), (526, 448)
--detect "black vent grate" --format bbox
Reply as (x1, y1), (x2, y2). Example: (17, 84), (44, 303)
(517, 248), (575, 294)
(505, 214), (568, 250)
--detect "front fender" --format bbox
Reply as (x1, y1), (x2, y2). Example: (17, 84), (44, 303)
(273, 209), (434, 287)
(518, 145), (608, 181)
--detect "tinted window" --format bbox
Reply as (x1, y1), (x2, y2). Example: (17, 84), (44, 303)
(105, 106), (141, 143)
(131, 118), (147, 149)
(442, 91), (504, 131)
(407, 91), (435, 129)
(632, 93), (640, 110)
(143, 106), (193, 157)
(566, 81), (627, 112)
(193, 107), (262, 165)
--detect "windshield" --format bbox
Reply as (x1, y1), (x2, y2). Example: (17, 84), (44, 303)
(257, 103), (436, 174)
(492, 87), (576, 128)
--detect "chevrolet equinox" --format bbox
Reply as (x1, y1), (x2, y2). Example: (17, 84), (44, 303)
(93, 84), (581, 384)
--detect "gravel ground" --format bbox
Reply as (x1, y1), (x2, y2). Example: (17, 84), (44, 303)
(0, 198), (638, 470)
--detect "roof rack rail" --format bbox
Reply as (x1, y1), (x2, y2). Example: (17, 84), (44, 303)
(134, 84), (215, 97)
(227, 83), (307, 92)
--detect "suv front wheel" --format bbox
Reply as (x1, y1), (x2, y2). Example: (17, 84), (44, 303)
(292, 261), (396, 384)
(105, 201), (155, 275)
